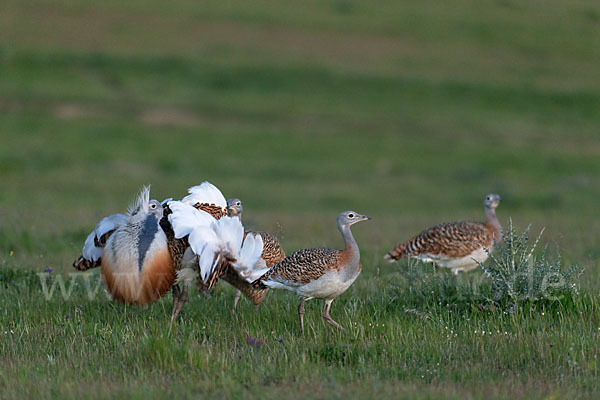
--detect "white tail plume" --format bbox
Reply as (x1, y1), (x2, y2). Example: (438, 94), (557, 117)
(233, 233), (269, 282)
(168, 199), (265, 283)
(191, 216), (246, 281)
(167, 201), (215, 239)
(181, 182), (227, 208)
(82, 213), (127, 261)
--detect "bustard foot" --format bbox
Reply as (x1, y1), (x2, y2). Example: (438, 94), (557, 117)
(323, 315), (345, 331)
(298, 299), (306, 336)
(170, 284), (189, 323)
(322, 299), (344, 331)
(232, 289), (241, 313)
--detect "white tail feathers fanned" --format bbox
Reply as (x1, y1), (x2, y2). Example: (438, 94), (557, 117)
(181, 181), (227, 209)
(82, 213), (127, 261)
(234, 233), (269, 282)
(167, 201), (215, 240)
(167, 198), (266, 283)
(82, 231), (103, 262)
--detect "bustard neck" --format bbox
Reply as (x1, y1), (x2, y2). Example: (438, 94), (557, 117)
(485, 207), (503, 243)
(338, 223), (359, 256)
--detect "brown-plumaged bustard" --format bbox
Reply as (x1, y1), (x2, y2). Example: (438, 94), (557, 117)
(225, 198), (286, 311)
(73, 182), (266, 321)
(253, 211), (370, 335)
(384, 194), (502, 275)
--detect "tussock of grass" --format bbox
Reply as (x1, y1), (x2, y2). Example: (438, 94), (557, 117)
(481, 220), (584, 304)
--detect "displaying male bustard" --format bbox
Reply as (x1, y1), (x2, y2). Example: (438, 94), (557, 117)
(73, 183), (266, 320)
(225, 198), (286, 311)
(254, 211), (370, 335)
(384, 194), (502, 275)
(73, 187), (175, 305)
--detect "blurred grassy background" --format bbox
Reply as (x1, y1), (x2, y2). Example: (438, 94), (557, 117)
(1, 0), (599, 397)
(1, 0), (598, 281)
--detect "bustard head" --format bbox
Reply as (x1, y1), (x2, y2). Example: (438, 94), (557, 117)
(227, 198), (243, 217)
(484, 194), (501, 209)
(337, 210), (371, 227)
(147, 200), (164, 217)
(128, 186), (164, 218)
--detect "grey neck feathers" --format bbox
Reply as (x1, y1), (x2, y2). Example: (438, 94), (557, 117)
(339, 223), (359, 259)
(485, 207), (503, 243)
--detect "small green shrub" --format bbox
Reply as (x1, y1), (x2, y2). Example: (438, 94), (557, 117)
(480, 220), (584, 304)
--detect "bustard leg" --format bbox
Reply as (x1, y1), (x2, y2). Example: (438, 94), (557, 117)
(322, 299), (344, 331)
(232, 289), (242, 313)
(451, 269), (460, 280)
(298, 298), (306, 335)
(170, 284), (189, 322)
(170, 284), (181, 321)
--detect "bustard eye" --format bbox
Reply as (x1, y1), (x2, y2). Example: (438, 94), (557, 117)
(348, 213), (354, 218)
(150, 203), (156, 209)
(236, 202), (241, 206)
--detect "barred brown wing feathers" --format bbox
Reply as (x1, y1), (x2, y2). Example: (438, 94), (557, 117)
(93, 229), (116, 248)
(194, 203), (227, 219)
(262, 248), (341, 284)
(387, 221), (492, 260)
(159, 205), (187, 270)
(410, 221), (490, 258)
(73, 256), (101, 271)
(256, 231), (286, 267)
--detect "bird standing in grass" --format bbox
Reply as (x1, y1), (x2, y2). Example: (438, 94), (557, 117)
(74, 186), (176, 305)
(225, 198), (286, 311)
(74, 182), (264, 320)
(384, 194), (502, 275)
(254, 211), (370, 335)
(163, 184), (267, 320)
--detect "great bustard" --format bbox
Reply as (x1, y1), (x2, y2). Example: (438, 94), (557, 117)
(162, 185), (265, 320)
(73, 183), (265, 320)
(384, 194), (502, 275)
(73, 187), (176, 305)
(254, 211), (370, 335)
(225, 198), (286, 311)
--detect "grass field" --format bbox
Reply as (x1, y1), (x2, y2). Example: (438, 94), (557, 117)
(1, 0), (599, 398)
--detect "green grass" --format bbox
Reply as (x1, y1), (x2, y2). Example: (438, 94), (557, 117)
(1, 0), (599, 398)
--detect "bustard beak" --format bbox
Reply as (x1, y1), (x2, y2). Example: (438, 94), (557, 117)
(359, 214), (371, 221)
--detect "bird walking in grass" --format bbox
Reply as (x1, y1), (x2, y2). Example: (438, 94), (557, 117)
(384, 194), (502, 275)
(254, 211), (370, 335)
(225, 198), (286, 311)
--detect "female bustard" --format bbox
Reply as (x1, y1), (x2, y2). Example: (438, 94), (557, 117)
(254, 211), (370, 335)
(225, 198), (286, 311)
(384, 194), (502, 275)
